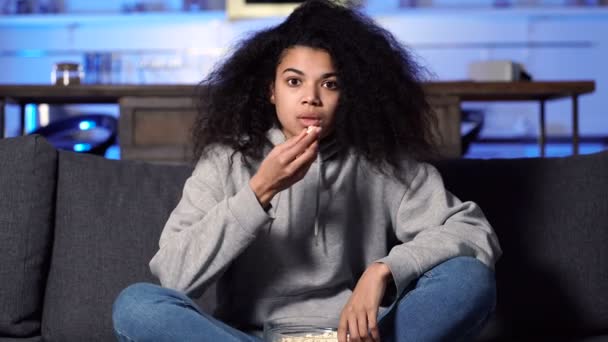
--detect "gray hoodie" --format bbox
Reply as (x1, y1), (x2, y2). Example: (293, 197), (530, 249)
(149, 127), (501, 328)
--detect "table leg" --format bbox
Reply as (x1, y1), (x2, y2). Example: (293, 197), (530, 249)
(20, 104), (26, 135)
(572, 95), (579, 155)
(539, 99), (546, 157)
(426, 95), (461, 158)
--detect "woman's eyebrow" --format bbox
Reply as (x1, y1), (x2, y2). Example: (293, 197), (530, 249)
(282, 68), (304, 75)
(282, 68), (337, 79)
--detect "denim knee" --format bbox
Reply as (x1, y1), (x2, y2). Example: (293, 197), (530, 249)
(431, 256), (496, 313)
(112, 283), (164, 335)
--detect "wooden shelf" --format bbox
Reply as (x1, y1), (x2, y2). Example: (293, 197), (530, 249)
(0, 81), (595, 103)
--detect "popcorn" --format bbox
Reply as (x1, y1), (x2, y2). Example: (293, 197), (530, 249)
(306, 126), (315, 134)
(279, 330), (338, 342)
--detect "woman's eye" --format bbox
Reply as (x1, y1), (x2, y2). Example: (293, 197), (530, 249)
(286, 78), (301, 86)
(323, 80), (339, 90)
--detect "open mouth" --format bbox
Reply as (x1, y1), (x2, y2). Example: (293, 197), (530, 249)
(298, 116), (321, 127)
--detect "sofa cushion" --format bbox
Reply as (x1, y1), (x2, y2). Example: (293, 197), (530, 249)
(41, 151), (201, 341)
(435, 151), (608, 339)
(0, 135), (56, 338)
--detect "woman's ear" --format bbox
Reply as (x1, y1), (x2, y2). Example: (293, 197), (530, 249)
(269, 83), (275, 104)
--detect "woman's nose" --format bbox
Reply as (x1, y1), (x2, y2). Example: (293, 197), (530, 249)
(301, 88), (321, 106)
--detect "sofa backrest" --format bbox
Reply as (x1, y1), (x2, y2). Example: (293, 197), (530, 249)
(3, 134), (606, 341)
(435, 151), (608, 339)
(39, 150), (205, 341)
(0, 135), (56, 341)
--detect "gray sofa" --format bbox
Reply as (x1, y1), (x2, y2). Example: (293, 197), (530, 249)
(1, 134), (607, 341)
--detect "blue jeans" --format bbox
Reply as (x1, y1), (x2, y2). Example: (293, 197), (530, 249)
(112, 256), (495, 341)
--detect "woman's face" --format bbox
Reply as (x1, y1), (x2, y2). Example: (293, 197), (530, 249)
(270, 46), (340, 140)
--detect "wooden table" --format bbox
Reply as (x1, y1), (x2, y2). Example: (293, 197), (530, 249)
(424, 81), (596, 156)
(0, 81), (595, 159)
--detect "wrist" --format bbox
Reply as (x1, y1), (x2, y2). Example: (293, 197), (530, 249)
(249, 175), (275, 210)
(374, 262), (393, 283)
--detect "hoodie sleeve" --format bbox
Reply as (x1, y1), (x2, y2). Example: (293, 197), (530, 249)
(149, 149), (272, 298)
(376, 162), (502, 297)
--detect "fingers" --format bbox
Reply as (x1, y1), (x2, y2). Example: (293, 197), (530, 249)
(340, 314), (365, 342)
(357, 312), (369, 340)
(338, 315), (348, 342)
(348, 317), (360, 341)
(288, 140), (318, 173)
(339, 312), (380, 342)
(280, 128), (310, 150)
(368, 311), (380, 342)
(281, 126), (321, 162)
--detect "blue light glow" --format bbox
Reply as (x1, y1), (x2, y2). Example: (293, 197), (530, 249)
(73, 143), (92, 152)
(17, 49), (45, 58)
(79, 120), (96, 130)
(104, 145), (121, 160)
(25, 104), (37, 133)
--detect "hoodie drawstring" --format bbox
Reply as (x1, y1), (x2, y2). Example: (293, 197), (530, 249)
(313, 152), (323, 242)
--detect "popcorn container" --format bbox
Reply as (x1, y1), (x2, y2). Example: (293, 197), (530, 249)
(263, 316), (341, 342)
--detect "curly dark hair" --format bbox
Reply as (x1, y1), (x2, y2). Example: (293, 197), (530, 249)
(192, 0), (437, 179)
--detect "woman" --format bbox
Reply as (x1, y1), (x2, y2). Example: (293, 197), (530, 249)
(113, 1), (501, 341)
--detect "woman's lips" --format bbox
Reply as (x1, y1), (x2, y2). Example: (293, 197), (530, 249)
(298, 117), (321, 127)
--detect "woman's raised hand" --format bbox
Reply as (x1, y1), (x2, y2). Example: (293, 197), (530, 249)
(249, 127), (321, 209)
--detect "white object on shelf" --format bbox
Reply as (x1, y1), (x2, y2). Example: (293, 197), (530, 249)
(468, 60), (531, 81)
